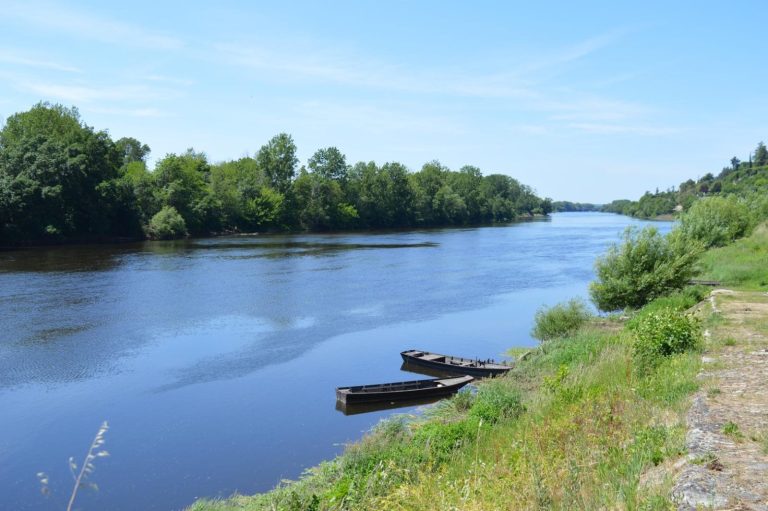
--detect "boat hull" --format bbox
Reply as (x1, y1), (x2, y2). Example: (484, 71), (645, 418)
(401, 350), (512, 377)
(336, 375), (473, 405)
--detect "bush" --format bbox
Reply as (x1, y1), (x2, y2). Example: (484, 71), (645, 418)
(147, 206), (188, 240)
(631, 308), (701, 373)
(531, 298), (592, 341)
(677, 196), (751, 248)
(589, 226), (701, 311)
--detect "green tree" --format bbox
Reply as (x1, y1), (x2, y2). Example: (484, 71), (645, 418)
(677, 196), (751, 248)
(433, 184), (467, 224)
(411, 161), (447, 225)
(153, 149), (217, 234)
(589, 227), (701, 311)
(115, 137), (150, 165)
(307, 147), (348, 182)
(256, 133), (298, 193)
(0, 102), (138, 242)
(754, 142), (768, 167)
(293, 170), (357, 230)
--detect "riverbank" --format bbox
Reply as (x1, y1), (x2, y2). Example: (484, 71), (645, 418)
(0, 213), (552, 250)
(188, 224), (767, 511)
(189, 304), (702, 510)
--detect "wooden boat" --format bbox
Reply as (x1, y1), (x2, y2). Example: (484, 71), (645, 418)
(401, 349), (512, 377)
(336, 375), (473, 405)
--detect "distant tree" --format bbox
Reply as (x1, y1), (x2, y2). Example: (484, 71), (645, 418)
(679, 179), (696, 193)
(256, 133), (298, 193)
(307, 147), (348, 182)
(754, 142), (768, 167)
(153, 149), (214, 234)
(293, 170), (357, 230)
(115, 137), (150, 165)
(433, 184), (467, 224)
(730, 156), (741, 171)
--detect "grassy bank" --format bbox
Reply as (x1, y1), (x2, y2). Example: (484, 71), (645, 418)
(189, 308), (705, 510)
(695, 223), (768, 290)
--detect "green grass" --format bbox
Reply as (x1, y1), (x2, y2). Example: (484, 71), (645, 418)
(696, 223), (768, 290)
(722, 421), (744, 440)
(531, 298), (592, 341)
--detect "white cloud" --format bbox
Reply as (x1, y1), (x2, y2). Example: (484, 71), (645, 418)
(0, 48), (81, 73)
(567, 122), (679, 136)
(4, 2), (183, 50)
(85, 106), (169, 118)
(19, 82), (168, 104)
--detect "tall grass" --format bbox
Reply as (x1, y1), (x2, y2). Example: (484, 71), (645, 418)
(695, 222), (768, 290)
(531, 298), (592, 341)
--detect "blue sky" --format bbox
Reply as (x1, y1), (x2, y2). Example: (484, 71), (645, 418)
(1, 0), (765, 202)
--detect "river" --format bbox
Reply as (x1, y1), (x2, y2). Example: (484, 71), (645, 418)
(0, 212), (670, 510)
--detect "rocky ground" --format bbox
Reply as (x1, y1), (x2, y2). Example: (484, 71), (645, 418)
(672, 290), (768, 510)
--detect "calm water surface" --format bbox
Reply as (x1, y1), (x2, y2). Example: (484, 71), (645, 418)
(0, 213), (670, 511)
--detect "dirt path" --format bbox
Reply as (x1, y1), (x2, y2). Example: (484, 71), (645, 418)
(672, 290), (768, 510)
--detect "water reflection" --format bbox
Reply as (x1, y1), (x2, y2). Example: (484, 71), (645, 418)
(335, 394), (449, 415)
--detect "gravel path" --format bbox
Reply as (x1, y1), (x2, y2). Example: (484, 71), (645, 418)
(672, 290), (768, 510)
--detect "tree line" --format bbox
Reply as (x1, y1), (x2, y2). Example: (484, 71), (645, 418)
(603, 141), (768, 219)
(0, 103), (552, 244)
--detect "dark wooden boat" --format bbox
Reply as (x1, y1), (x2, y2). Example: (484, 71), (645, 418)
(401, 349), (512, 377)
(336, 375), (473, 405)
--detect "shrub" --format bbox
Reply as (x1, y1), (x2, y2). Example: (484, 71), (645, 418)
(677, 196), (751, 248)
(147, 206), (188, 240)
(590, 226), (701, 311)
(631, 308), (701, 373)
(531, 298), (592, 341)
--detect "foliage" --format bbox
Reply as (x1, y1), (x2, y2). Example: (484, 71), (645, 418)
(677, 196), (752, 248)
(0, 102), (140, 243)
(603, 140), (768, 223)
(147, 206), (187, 240)
(0, 104), (551, 245)
(590, 227), (701, 311)
(531, 298), (592, 341)
(630, 308), (702, 373)
(552, 201), (601, 212)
